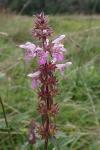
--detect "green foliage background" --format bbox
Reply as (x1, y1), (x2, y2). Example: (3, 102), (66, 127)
(0, 13), (100, 149)
(3, 0), (100, 15)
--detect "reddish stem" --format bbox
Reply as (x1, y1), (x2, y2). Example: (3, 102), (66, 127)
(42, 41), (49, 150)
(45, 138), (48, 150)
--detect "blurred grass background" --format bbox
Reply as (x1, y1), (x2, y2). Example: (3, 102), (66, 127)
(0, 13), (100, 150)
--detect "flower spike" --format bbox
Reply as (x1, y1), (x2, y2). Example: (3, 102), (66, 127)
(20, 12), (72, 150)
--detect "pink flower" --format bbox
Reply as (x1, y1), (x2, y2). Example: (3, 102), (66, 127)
(19, 42), (36, 61)
(31, 79), (40, 89)
(52, 35), (65, 44)
(28, 120), (36, 144)
(52, 51), (64, 62)
(29, 131), (36, 144)
(56, 62), (72, 75)
(51, 35), (67, 62)
(19, 42), (36, 50)
(35, 47), (48, 65)
(52, 44), (64, 62)
(28, 71), (40, 89)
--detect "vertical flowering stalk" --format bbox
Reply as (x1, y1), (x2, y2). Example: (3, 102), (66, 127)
(20, 12), (72, 150)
